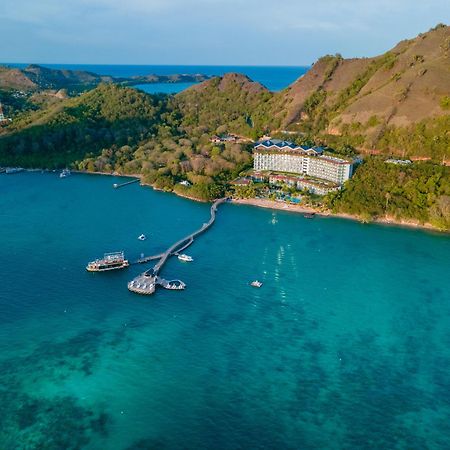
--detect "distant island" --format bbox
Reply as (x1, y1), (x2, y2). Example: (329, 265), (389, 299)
(0, 64), (211, 93)
(0, 24), (449, 231)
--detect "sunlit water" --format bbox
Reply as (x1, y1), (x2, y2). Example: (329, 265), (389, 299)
(1, 172), (450, 449)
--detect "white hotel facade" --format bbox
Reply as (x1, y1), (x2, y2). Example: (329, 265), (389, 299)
(253, 140), (353, 185)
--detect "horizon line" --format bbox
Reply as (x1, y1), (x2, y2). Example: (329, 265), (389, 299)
(1, 62), (312, 68)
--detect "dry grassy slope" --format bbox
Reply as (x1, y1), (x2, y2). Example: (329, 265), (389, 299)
(278, 25), (450, 129)
(340, 25), (450, 126)
(0, 67), (37, 91)
(274, 58), (333, 124)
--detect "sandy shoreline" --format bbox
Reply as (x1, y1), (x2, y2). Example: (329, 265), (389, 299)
(73, 170), (445, 233)
(231, 198), (443, 233)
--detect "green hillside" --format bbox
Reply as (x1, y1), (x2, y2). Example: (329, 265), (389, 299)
(0, 84), (168, 167)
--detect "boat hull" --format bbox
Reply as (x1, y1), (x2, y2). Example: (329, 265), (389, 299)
(86, 262), (129, 272)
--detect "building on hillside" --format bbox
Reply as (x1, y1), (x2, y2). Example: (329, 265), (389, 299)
(253, 139), (352, 185)
(268, 173), (340, 196)
(230, 177), (252, 186)
(295, 178), (340, 196)
(0, 102), (10, 125)
(250, 171), (267, 182)
(210, 134), (249, 144)
(385, 159), (412, 165)
(210, 135), (222, 144)
(268, 174), (297, 187)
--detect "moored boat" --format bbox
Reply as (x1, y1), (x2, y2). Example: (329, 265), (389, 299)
(5, 167), (24, 174)
(250, 280), (263, 288)
(178, 254), (193, 262)
(60, 169), (71, 178)
(86, 251), (129, 272)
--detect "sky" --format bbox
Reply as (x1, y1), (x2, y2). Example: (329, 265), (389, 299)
(1, 0), (449, 65)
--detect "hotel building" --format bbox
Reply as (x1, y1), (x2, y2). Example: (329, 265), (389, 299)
(253, 140), (353, 185)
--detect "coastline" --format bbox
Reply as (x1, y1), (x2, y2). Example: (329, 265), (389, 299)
(73, 170), (210, 203)
(72, 170), (446, 233)
(231, 198), (444, 233)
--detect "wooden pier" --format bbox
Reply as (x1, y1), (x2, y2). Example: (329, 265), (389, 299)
(113, 178), (140, 189)
(128, 198), (226, 295)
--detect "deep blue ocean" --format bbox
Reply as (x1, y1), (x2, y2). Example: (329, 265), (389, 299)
(4, 64), (308, 93)
(1, 172), (450, 449)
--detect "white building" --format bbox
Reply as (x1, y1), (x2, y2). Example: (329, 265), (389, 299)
(0, 102), (6, 123)
(253, 140), (353, 185)
(268, 174), (340, 196)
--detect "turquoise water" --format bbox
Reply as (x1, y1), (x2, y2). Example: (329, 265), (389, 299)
(1, 172), (450, 449)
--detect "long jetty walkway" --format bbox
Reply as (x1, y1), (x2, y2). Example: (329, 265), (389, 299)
(113, 178), (140, 189)
(128, 198), (226, 295)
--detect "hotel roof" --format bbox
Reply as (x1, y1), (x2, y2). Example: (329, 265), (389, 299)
(254, 140), (324, 154)
(317, 155), (352, 165)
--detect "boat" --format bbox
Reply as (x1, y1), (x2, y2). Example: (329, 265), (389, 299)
(86, 251), (129, 272)
(303, 212), (316, 219)
(178, 254), (193, 262)
(60, 169), (71, 178)
(5, 167), (24, 174)
(250, 280), (263, 288)
(138, 234), (147, 241)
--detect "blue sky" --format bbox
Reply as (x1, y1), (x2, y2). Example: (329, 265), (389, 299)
(1, 0), (448, 65)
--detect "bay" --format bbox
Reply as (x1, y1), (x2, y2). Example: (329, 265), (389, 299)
(1, 172), (450, 449)
(3, 64), (309, 92)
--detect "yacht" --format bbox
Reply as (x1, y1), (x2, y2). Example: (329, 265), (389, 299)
(86, 251), (129, 272)
(60, 169), (71, 178)
(250, 280), (263, 288)
(138, 234), (147, 241)
(178, 254), (193, 262)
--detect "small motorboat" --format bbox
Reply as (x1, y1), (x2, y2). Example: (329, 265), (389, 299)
(60, 169), (71, 178)
(250, 280), (263, 288)
(303, 212), (315, 219)
(178, 254), (193, 262)
(138, 234), (147, 241)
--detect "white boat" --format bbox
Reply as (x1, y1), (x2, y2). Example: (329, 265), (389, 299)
(5, 167), (24, 174)
(86, 251), (129, 272)
(60, 169), (71, 178)
(138, 234), (147, 241)
(178, 254), (193, 262)
(250, 280), (263, 288)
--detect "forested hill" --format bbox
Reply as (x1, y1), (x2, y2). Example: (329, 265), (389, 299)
(174, 73), (272, 139)
(0, 84), (170, 167)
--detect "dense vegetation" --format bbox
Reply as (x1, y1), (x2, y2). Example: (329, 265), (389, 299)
(327, 158), (450, 229)
(0, 85), (169, 167)
(1, 28), (450, 228)
(175, 74), (273, 140)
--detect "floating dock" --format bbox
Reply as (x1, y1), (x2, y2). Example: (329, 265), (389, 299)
(128, 198), (226, 295)
(113, 178), (140, 189)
